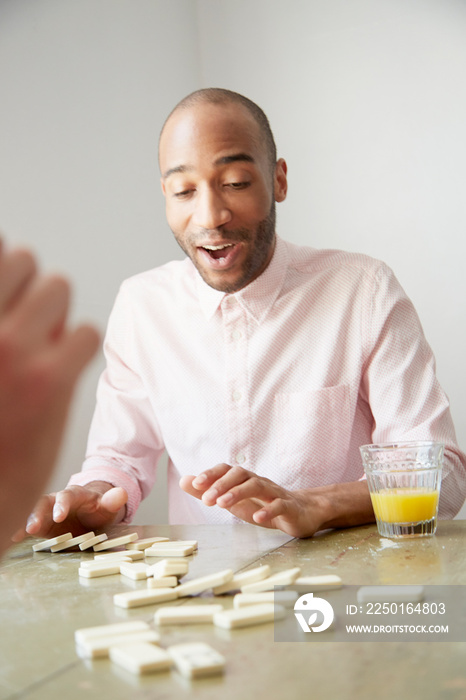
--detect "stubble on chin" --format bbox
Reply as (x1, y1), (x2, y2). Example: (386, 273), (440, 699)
(173, 204), (276, 294)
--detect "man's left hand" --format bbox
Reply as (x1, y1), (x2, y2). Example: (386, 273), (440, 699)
(179, 464), (326, 538)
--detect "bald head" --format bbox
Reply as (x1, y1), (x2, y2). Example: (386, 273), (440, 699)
(159, 88), (277, 172)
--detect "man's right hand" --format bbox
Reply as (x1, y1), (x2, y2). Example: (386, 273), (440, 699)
(14, 482), (128, 541)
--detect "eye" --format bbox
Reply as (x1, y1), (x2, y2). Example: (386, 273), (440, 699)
(173, 189), (194, 199)
(225, 181), (251, 190)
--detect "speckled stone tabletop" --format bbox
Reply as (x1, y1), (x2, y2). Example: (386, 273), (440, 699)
(1, 521), (465, 700)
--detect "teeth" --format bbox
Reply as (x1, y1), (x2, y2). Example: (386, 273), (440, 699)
(202, 243), (234, 251)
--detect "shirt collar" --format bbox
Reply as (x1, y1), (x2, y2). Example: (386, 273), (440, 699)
(195, 235), (289, 324)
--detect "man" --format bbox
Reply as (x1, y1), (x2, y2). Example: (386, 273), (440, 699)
(20, 88), (466, 542)
(0, 239), (99, 555)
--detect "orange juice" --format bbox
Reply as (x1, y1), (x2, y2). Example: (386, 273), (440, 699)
(370, 488), (439, 524)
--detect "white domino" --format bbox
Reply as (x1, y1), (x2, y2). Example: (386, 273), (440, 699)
(148, 559), (189, 578)
(80, 558), (125, 570)
(167, 539), (198, 550)
(125, 537), (170, 550)
(75, 620), (149, 645)
(357, 585), (425, 604)
(154, 604), (224, 625)
(241, 567), (301, 593)
(292, 575), (342, 592)
(50, 532), (95, 552)
(78, 562), (121, 578)
(77, 630), (160, 659)
(175, 569), (233, 598)
(119, 563), (150, 581)
(213, 565), (271, 595)
(93, 533), (138, 551)
(94, 550), (144, 562)
(167, 642), (225, 679)
(145, 539), (198, 551)
(233, 591), (298, 609)
(144, 544), (195, 557)
(79, 533), (108, 550)
(148, 576), (178, 588)
(213, 603), (286, 629)
(114, 587), (178, 609)
(32, 533), (73, 552)
(109, 642), (172, 674)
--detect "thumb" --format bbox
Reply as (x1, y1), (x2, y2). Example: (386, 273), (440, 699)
(179, 475), (204, 500)
(253, 496), (288, 525)
(99, 487), (128, 515)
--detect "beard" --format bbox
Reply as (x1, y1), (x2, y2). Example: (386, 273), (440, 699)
(172, 202), (276, 294)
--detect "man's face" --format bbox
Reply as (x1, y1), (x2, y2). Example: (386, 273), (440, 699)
(159, 102), (287, 293)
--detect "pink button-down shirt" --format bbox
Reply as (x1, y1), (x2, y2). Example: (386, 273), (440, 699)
(69, 236), (466, 522)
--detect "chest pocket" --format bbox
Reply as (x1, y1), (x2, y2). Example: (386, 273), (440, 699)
(273, 384), (352, 489)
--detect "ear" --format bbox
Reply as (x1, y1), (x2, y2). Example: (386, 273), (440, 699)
(160, 177), (166, 196)
(274, 158), (288, 202)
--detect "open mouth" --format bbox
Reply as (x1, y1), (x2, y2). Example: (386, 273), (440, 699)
(197, 242), (241, 269)
(201, 243), (235, 260)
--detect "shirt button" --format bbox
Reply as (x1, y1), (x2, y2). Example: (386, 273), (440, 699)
(232, 390), (242, 402)
(235, 452), (246, 465)
(232, 329), (242, 341)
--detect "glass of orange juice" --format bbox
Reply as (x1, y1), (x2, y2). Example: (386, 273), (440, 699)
(360, 441), (444, 538)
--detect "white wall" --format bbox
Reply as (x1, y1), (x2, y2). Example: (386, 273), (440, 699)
(0, 0), (200, 523)
(1, 0), (465, 521)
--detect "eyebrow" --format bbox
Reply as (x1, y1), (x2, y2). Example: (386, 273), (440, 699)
(216, 153), (255, 166)
(162, 152), (255, 179)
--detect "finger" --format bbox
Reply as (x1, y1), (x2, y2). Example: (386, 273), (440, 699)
(52, 485), (101, 523)
(100, 487), (128, 515)
(201, 466), (252, 506)
(0, 248), (37, 315)
(11, 526), (28, 543)
(74, 487), (129, 532)
(226, 497), (274, 526)
(47, 486), (126, 536)
(52, 323), (100, 384)
(25, 493), (56, 536)
(179, 475), (204, 501)
(10, 275), (71, 349)
(253, 497), (289, 525)
(192, 464), (233, 491)
(215, 474), (283, 509)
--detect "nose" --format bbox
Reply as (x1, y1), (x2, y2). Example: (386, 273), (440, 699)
(191, 186), (231, 230)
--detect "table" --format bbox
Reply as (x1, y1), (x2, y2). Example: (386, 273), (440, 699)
(1, 521), (466, 700)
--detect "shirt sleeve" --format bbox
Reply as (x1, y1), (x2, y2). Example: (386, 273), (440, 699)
(67, 282), (165, 522)
(361, 262), (466, 518)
